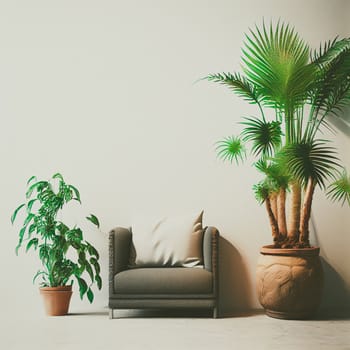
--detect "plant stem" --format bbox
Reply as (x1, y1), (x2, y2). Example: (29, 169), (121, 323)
(258, 102), (266, 122)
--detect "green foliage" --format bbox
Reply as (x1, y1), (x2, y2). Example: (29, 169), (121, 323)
(241, 117), (282, 157)
(11, 173), (102, 303)
(206, 72), (261, 105)
(242, 21), (314, 109)
(207, 20), (350, 208)
(311, 38), (350, 66)
(327, 171), (350, 206)
(310, 49), (350, 122)
(216, 136), (246, 164)
(86, 214), (100, 228)
(255, 158), (289, 191)
(279, 140), (340, 189)
(253, 181), (271, 204)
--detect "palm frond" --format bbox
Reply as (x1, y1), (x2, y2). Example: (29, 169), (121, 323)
(216, 136), (246, 164)
(206, 72), (261, 105)
(310, 39), (350, 120)
(242, 21), (314, 109)
(311, 37), (350, 66)
(254, 158), (269, 174)
(255, 158), (290, 189)
(253, 181), (272, 204)
(279, 140), (340, 188)
(327, 171), (350, 206)
(241, 117), (282, 157)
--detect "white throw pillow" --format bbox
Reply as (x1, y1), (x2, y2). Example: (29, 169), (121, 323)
(130, 211), (204, 267)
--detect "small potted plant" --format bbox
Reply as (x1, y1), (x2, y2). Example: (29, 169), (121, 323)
(11, 173), (102, 316)
(206, 21), (350, 319)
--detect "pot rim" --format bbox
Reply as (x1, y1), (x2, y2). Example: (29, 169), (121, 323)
(260, 245), (320, 257)
(40, 285), (73, 292)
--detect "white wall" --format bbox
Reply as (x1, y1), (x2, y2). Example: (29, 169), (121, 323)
(0, 0), (349, 316)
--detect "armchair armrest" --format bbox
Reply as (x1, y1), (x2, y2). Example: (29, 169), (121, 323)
(203, 226), (219, 272)
(109, 227), (132, 295)
(203, 226), (219, 301)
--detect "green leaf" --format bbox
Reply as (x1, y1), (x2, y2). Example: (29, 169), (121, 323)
(64, 188), (73, 202)
(77, 277), (88, 299)
(26, 199), (37, 213)
(15, 244), (21, 256)
(11, 204), (25, 224)
(216, 136), (246, 164)
(86, 288), (94, 303)
(26, 181), (48, 199)
(15, 226), (27, 255)
(69, 185), (81, 203)
(24, 213), (35, 226)
(26, 238), (39, 252)
(66, 228), (83, 242)
(57, 222), (70, 235)
(86, 244), (99, 259)
(90, 257), (101, 274)
(86, 214), (100, 228)
(39, 245), (49, 263)
(32, 270), (47, 284)
(85, 262), (94, 282)
(27, 176), (37, 186)
(28, 223), (36, 234)
(78, 250), (86, 262)
(95, 274), (102, 290)
(52, 173), (64, 181)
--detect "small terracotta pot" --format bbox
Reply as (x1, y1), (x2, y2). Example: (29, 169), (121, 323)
(40, 286), (73, 316)
(256, 245), (323, 319)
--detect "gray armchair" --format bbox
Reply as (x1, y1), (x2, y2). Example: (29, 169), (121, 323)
(108, 226), (219, 318)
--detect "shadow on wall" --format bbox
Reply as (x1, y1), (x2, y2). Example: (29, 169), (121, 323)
(320, 257), (350, 317)
(311, 216), (350, 317)
(329, 105), (350, 137)
(218, 236), (253, 317)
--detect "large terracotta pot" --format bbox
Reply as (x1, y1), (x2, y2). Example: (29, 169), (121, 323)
(256, 245), (323, 319)
(40, 286), (73, 316)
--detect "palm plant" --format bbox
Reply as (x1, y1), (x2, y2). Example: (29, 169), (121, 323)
(207, 21), (350, 248)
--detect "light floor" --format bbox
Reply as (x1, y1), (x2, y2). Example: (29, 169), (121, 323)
(2, 308), (349, 350)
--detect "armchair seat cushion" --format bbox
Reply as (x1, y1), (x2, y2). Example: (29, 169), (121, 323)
(114, 267), (213, 295)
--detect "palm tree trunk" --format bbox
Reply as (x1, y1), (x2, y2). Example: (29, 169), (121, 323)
(299, 177), (315, 247)
(277, 188), (287, 237)
(270, 192), (278, 221)
(265, 197), (280, 245)
(287, 181), (302, 242)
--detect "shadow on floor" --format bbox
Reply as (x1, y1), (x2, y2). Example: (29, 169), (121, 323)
(109, 309), (265, 319)
(313, 311), (350, 321)
(68, 311), (109, 317)
(110, 309), (214, 318)
(67, 308), (349, 321)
